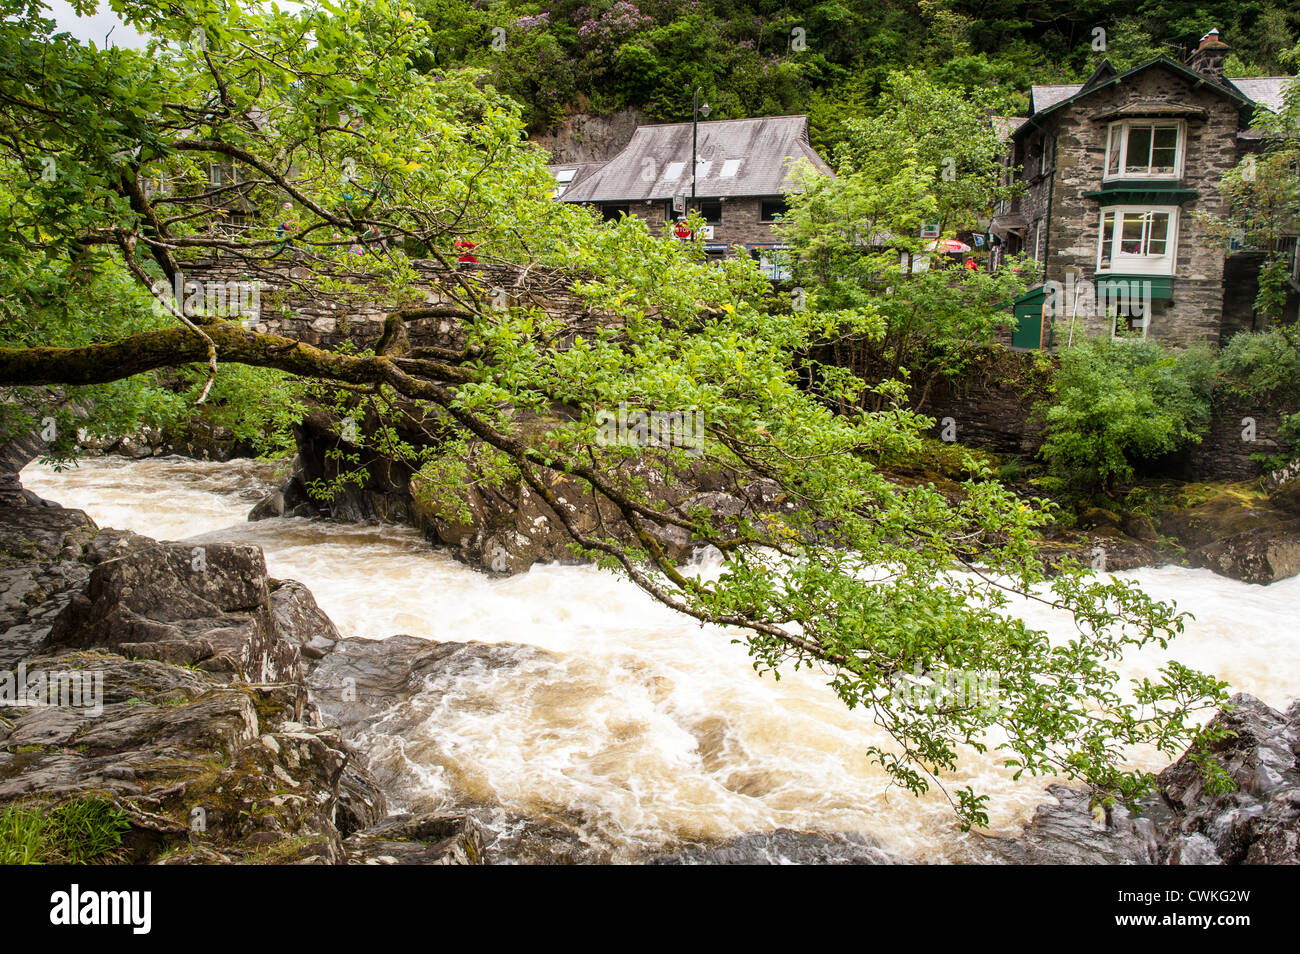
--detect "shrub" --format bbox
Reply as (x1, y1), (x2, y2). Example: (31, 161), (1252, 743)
(1219, 328), (1300, 470)
(1218, 327), (1300, 402)
(1035, 338), (1216, 491)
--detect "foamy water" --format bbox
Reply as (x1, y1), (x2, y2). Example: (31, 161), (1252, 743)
(20, 456), (1300, 861)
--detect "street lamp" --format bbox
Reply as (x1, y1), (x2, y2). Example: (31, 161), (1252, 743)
(692, 87), (710, 201)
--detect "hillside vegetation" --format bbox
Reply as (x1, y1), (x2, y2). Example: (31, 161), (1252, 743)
(414, 0), (1299, 154)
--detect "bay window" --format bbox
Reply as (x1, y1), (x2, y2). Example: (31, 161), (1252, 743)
(1097, 206), (1177, 274)
(1104, 120), (1184, 180)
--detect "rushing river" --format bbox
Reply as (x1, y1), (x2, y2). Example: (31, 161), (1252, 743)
(20, 455), (1300, 862)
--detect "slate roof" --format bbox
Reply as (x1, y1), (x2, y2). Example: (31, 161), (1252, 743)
(548, 161), (604, 199)
(1021, 63), (1294, 135)
(1030, 84), (1083, 114)
(1228, 76), (1294, 113)
(557, 114), (831, 203)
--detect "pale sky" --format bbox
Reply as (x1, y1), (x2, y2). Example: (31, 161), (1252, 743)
(42, 0), (151, 48)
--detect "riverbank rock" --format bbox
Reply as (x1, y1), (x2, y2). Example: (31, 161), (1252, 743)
(0, 484), (412, 864)
(989, 693), (1299, 865)
(344, 812), (488, 865)
(1034, 525), (1159, 574)
(1, 650), (357, 863)
(1153, 482), (1300, 584)
(1189, 524), (1300, 585)
(650, 829), (905, 865)
(247, 409), (417, 524)
(46, 541), (308, 682)
(409, 441), (800, 575)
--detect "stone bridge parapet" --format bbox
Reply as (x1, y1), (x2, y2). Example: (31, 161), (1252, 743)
(181, 260), (603, 352)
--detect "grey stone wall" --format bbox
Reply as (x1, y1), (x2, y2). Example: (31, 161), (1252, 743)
(1187, 394), (1285, 481)
(917, 349), (1283, 481)
(182, 261), (604, 351)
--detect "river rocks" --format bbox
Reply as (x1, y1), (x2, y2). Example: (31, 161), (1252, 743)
(0, 499), (126, 670)
(991, 693), (1300, 865)
(0, 486), (409, 865)
(1034, 525), (1158, 574)
(410, 440), (799, 575)
(46, 541), (305, 682)
(411, 456), (696, 573)
(270, 579), (341, 660)
(1189, 525), (1300, 585)
(1154, 694), (1300, 864)
(0, 650), (356, 863)
(1148, 481), (1300, 584)
(305, 633), (553, 737)
(650, 829), (904, 865)
(344, 812), (488, 865)
(983, 785), (1163, 864)
(1038, 480), (1300, 584)
(264, 409), (418, 524)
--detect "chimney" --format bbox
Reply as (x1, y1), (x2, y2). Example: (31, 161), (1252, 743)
(1187, 29), (1230, 82)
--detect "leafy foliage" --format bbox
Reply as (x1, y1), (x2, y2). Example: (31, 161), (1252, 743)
(1218, 327), (1300, 467)
(0, 0), (1234, 828)
(778, 72), (1029, 411)
(0, 796), (131, 864)
(1036, 339), (1217, 490)
(406, 0), (1298, 146)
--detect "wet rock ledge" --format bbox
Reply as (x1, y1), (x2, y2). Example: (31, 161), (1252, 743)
(0, 486), (484, 865)
(983, 694), (1300, 865)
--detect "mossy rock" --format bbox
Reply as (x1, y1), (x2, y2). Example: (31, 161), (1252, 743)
(1156, 482), (1276, 548)
(1077, 506), (1122, 532)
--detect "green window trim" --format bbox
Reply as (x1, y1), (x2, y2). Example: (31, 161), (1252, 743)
(1095, 274), (1173, 298)
(1084, 181), (1198, 205)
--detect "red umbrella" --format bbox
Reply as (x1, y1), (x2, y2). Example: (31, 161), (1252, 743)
(925, 238), (972, 253)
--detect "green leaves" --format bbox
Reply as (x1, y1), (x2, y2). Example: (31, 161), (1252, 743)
(1035, 339), (1216, 490)
(0, 0), (1234, 831)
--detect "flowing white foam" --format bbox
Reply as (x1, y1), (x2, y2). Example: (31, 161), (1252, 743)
(20, 456), (1300, 861)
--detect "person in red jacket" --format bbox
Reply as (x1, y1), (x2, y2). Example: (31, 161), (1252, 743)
(454, 239), (479, 263)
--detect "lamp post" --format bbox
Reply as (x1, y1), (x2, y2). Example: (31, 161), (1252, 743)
(691, 87), (710, 202)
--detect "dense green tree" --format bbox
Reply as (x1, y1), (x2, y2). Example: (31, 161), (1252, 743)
(779, 72), (1026, 410)
(0, 0), (1230, 827)
(1035, 339), (1217, 491)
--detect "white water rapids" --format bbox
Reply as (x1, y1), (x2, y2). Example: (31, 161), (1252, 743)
(20, 455), (1300, 862)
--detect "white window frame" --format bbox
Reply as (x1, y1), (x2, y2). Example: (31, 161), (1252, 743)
(1110, 306), (1151, 341)
(1096, 205), (1179, 276)
(1104, 120), (1185, 181)
(1106, 278), (1153, 341)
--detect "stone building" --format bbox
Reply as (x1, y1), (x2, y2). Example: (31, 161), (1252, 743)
(550, 114), (831, 278)
(992, 31), (1296, 350)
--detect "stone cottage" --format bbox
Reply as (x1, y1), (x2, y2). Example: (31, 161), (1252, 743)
(550, 114), (832, 278)
(993, 31), (1296, 349)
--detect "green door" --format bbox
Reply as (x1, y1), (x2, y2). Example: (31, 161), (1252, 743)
(1010, 286), (1049, 350)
